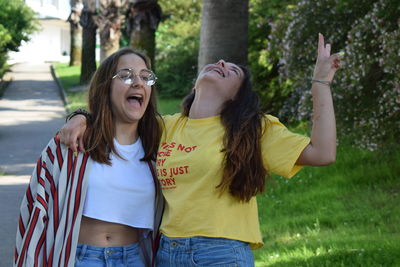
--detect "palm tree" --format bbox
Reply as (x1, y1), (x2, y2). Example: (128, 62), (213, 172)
(79, 0), (97, 84)
(67, 0), (83, 66)
(125, 0), (162, 67)
(94, 0), (125, 62)
(198, 0), (249, 70)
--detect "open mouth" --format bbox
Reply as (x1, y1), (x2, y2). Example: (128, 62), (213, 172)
(127, 94), (143, 106)
(206, 66), (225, 77)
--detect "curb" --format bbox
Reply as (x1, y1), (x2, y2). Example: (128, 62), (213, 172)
(50, 64), (70, 108)
(0, 72), (13, 98)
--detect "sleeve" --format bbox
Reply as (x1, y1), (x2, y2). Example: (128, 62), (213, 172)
(14, 137), (61, 266)
(261, 115), (311, 178)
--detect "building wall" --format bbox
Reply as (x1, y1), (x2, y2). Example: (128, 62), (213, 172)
(8, 0), (71, 63)
(25, 0), (70, 20)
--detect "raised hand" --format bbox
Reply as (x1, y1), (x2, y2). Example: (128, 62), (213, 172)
(312, 33), (341, 83)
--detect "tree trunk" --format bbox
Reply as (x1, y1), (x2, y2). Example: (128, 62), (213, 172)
(68, 1), (83, 66)
(95, 0), (124, 62)
(130, 22), (155, 65)
(198, 0), (249, 71)
(79, 1), (97, 85)
(100, 29), (120, 62)
(126, 0), (162, 68)
(69, 26), (83, 66)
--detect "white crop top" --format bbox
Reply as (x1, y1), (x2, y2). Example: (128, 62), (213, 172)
(83, 138), (155, 230)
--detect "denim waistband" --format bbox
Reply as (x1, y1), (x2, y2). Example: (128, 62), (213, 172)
(76, 242), (140, 261)
(159, 235), (249, 252)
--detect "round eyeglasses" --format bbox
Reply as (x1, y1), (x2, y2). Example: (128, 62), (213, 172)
(112, 68), (157, 86)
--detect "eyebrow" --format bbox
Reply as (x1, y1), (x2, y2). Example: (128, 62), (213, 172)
(117, 68), (151, 72)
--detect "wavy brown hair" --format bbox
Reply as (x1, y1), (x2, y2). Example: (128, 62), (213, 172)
(182, 65), (268, 202)
(84, 47), (161, 164)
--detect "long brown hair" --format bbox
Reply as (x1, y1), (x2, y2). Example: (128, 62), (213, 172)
(84, 47), (161, 164)
(182, 65), (268, 202)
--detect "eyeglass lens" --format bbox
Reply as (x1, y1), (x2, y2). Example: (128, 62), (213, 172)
(117, 69), (156, 86)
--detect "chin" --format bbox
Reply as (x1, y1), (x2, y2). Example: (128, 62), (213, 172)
(196, 73), (221, 87)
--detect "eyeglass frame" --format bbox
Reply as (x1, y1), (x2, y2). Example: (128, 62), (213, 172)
(112, 68), (157, 86)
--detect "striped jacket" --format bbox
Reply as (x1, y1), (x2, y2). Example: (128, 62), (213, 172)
(14, 136), (164, 267)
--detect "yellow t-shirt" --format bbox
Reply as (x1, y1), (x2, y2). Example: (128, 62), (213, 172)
(157, 113), (310, 249)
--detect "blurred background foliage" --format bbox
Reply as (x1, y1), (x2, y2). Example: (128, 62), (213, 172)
(5, 0), (399, 150)
(268, 0), (399, 150)
(156, 0), (202, 97)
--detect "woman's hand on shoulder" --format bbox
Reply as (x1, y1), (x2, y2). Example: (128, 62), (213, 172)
(58, 115), (87, 153)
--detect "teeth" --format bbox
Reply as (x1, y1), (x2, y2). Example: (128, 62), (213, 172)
(129, 94), (143, 99)
(211, 68), (224, 77)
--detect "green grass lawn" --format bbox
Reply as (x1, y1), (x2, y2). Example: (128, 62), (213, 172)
(53, 63), (87, 113)
(254, 145), (400, 266)
(53, 63), (400, 266)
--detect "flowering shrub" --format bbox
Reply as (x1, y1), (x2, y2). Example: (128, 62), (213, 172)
(269, 0), (399, 149)
(248, 0), (296, 115)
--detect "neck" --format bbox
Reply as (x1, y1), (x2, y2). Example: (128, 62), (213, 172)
(188, 87), (225, 119)
(114, 121), (139, 145)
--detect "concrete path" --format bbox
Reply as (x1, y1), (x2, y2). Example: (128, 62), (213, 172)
(0, 63), (66, 266)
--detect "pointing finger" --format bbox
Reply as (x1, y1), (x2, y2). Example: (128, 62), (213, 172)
(318, 33), (324, 56)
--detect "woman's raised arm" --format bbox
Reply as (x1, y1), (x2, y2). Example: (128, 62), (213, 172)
(296, 33), (341, 166)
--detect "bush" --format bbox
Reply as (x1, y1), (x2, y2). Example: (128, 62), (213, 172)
(0, 0), (38, 79)
(0, 25), (12, 78)
(268, 0), (399, 149)
(248, 0), (296, 115)
(155, 0), (201, 98)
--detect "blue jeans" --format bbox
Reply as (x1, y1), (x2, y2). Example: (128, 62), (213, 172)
(74, 242), (145, 267)
(156, 235), (254, 267)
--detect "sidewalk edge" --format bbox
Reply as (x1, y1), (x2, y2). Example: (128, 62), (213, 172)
(50, 65), (70, 108)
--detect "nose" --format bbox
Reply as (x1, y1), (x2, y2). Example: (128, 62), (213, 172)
(129, 74), (144, 87)
(217, 59), (226, 68)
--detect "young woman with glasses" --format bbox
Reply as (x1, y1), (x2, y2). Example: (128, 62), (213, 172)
(15, 48), (163, 267)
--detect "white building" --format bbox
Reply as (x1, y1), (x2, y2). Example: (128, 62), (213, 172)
(9, 0), (71, 63)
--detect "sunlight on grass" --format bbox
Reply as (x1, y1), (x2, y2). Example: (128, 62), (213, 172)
(254, 146), (400, 266)
(53, 63), (80, 90)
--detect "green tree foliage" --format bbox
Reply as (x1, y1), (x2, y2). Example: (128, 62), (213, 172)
(155, 0), (201, 97)
(248, 0), (296, 115)
(268, 0), (399, 149)
(0, 25), (12, 76)
(0, 0), (38, 78)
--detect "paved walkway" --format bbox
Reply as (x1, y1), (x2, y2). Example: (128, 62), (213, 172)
(0, 63), (66, 266)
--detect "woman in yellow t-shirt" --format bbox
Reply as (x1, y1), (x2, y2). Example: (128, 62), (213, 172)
(59, 34), (341, 266)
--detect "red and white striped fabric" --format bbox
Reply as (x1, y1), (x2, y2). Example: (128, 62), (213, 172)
(15, 136), (91, 266)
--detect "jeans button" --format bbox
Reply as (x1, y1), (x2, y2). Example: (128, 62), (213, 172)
(171, 241), (178, 247)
